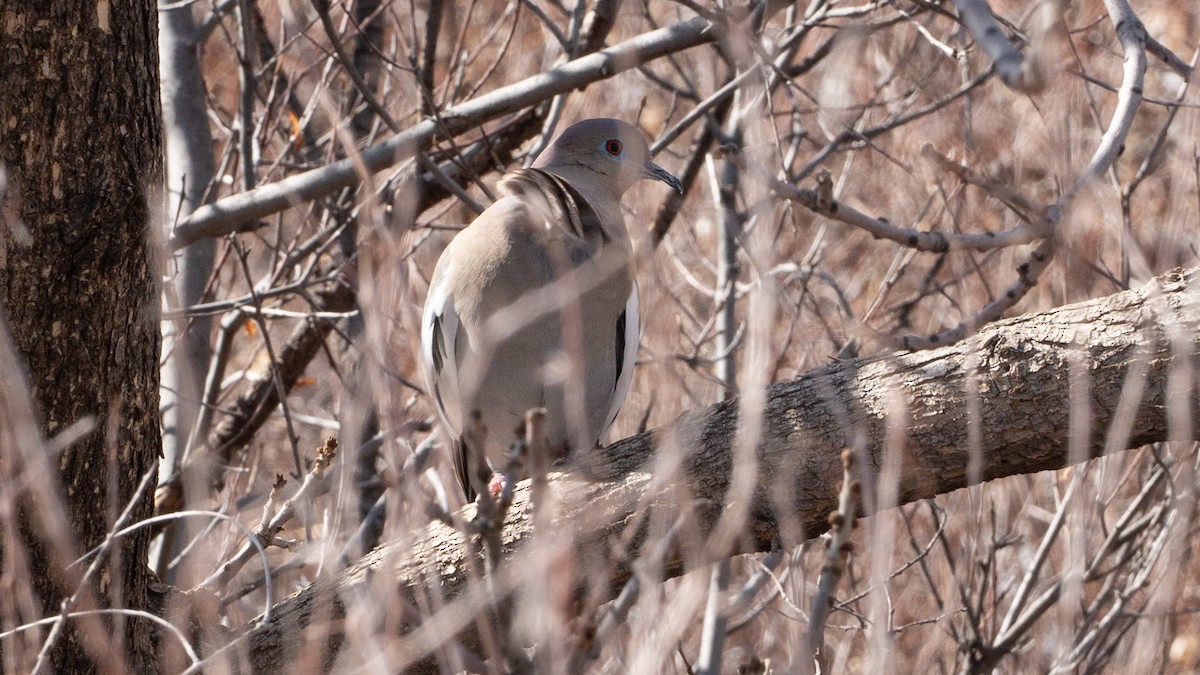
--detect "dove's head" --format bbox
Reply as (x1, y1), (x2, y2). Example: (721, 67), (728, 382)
(534, 118), (682, 198)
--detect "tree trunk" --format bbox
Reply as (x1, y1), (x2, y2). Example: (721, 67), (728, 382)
(245, 266), (1200, 673)
(0, 2), (162, 672)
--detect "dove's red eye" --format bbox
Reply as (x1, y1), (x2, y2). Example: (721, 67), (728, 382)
(604, 139), (623, 156)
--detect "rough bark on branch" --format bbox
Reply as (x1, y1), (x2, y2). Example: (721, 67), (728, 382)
(244, 267), (1200, 673)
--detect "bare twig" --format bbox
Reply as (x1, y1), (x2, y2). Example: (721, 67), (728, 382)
(199, 437), (339, 590)
(807, 449), (862, 670)
(169, 16), (717, 247)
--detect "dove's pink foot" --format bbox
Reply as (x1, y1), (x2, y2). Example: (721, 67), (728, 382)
(488, 472), (507, 498)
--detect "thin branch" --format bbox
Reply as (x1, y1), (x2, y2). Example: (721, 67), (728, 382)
(807, 449), (862, 670)
(199, 438), (338, 590)
(169, 15), (717, 248)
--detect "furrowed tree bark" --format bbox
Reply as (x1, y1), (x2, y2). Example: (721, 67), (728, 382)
(0, 2), (162, 672)
(244, 267), (1200, 673)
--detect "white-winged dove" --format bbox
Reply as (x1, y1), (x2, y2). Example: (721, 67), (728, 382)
(420, 118), (682, 499)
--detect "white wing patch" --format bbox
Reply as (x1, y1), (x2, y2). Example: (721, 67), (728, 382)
(420, 265), (464, 437)
(601, 282), (639, 441)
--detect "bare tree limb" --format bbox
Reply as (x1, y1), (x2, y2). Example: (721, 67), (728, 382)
(199, 283), (354, 491)
(243, 266), (1200, 673)
(168, 15), (716, 249)
(1069, 0), (1146, 198)
(951, 0), (1061, 92)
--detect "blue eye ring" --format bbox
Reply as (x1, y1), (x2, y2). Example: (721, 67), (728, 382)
(603, 138), (623, 157)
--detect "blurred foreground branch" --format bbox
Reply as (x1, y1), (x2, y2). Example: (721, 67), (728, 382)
(244, 266), (1200, 672)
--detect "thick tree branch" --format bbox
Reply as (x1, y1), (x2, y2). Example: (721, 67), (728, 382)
(244, 267), (1200, 672)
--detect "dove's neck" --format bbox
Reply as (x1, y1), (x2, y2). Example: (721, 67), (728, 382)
(539, 165), (630, 243)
